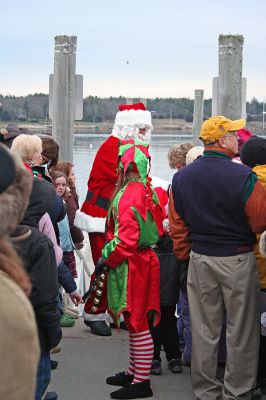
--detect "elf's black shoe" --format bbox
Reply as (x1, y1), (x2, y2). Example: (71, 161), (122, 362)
(110, 321), (128, 330)
(106, 371), (134, 386)
(84, 320), (112, 336)
(110, 380), (153, 399)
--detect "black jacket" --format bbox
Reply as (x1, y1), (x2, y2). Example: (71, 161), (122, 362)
(155, 235), (180, 305)
(12, 226), (61, 352)
(58, 261), (77, 293)
(12, 177), (61, 352)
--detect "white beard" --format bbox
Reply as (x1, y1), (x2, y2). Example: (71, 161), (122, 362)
(111, 125), (151, 144)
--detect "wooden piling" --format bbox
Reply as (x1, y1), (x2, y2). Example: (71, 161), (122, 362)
(193, 90), (204, 145)
(218, 34), (244, 120)
(52, 35), (77, 162)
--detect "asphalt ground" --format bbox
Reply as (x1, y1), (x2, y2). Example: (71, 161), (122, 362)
(49, 318), (194, 400)
(50, 245), (266, 400)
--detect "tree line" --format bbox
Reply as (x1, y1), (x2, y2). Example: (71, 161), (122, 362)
(0, 94), (263, 123)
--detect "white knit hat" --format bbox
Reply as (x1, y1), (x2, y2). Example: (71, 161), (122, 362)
(186, 146), (204, 165)
(112, 102), (153, 142)
(114, 108), (152, 129)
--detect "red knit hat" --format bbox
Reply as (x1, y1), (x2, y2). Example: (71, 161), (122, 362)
(236, 128), (253, 144)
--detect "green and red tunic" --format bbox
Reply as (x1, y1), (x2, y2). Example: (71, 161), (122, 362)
(102, 177), (163, 332)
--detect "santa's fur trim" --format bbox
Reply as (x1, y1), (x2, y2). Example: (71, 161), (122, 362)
(259, 230), (266, 258)
(151, 176), (170, 191)
(111, 107), (153, 142)
(83, 311), (109, 322)
(74, 210), (106, 233)
(114, 109), (152, 128)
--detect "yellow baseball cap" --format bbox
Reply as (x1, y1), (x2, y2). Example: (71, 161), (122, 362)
(199, 116), (246, 144)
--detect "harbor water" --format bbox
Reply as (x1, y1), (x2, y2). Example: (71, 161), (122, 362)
(73, 132), (193, 203)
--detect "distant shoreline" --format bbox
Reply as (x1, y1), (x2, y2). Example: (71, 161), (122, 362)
(1, 119), (264, 135)
(0, 118), (193, 135)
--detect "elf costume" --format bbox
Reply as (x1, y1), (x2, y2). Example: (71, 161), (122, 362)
(102, 142), (164, 399)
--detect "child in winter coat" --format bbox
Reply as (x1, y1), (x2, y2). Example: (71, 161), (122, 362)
(150, 177), (182, 375)
(51, 171), (78, 278)
(55, 161), (84, 251)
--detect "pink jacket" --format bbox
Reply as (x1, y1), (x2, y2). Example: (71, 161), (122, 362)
(39, 212), (63, 266)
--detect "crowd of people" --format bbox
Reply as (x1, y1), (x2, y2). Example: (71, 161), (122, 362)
(1, 106), (266, 400)
(0, 128), (83, 400)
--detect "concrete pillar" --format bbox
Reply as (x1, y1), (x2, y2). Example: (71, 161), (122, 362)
(218, 34), (244, 120)
(52, 35), (77, 162)
(193, 89), (204, 145)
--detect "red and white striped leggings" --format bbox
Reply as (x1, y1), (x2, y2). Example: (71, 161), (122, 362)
(124, 314), (154, 384)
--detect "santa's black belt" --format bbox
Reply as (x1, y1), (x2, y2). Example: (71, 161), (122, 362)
(86, 190), (110, 210)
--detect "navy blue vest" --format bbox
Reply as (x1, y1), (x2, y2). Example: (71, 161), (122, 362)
(171, 155), (256, 256)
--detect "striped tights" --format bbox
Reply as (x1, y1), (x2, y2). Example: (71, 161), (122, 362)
(127, 330), (154, 384)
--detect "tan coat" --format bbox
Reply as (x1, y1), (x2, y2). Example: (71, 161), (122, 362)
(0, 270), (40, 400)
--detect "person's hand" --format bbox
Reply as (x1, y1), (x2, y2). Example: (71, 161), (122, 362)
(163, 218), (169, 233)
(75, 241), (83, 250)
(95, 257), (109, 278)
(69, 291), (83, 306)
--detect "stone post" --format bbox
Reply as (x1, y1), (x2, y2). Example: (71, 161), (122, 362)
(218, 34), (244, 120)
(52, 35), (77, 162)
(193, 89), (204, 145)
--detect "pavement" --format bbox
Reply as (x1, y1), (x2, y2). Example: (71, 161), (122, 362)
(50, 247), (266, 400)
(49, 318), (194, 400)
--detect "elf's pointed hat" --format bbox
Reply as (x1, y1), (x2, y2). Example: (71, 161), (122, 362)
(112, 103), (153, 142)
(119, 140), (150, 184)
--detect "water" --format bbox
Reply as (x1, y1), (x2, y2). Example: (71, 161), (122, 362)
(73, 132), (193, 203)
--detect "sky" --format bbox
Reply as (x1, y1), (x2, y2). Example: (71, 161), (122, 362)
(1, 0), (266, 100)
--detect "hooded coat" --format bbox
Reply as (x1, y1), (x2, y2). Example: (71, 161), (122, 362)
(11, 177), (61, 352)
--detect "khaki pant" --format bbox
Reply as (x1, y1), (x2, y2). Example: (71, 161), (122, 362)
(187, 251), (260, 400)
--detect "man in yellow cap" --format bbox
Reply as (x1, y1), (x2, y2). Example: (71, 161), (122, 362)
(169, 115), (266, 399)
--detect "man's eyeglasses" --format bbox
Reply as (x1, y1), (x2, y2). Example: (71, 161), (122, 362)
(222, 132), (238, 140)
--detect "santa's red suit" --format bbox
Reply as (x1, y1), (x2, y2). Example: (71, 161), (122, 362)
(76, 103), (153, 334)
(81, 135), (120, 319)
